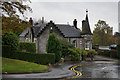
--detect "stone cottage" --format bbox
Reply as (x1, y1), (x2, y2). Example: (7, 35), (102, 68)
(19, 10), (92, 53)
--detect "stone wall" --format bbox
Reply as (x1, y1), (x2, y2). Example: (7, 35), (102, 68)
(37, 23), (64, 53)
(66, 38), (84, 49)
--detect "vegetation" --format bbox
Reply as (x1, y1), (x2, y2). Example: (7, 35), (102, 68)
(76, 48), (88, 56)
(1, 0), (32, 36)
(68, 48), (80, 61)
(114, 32), (120, 45)
(87, 49), (97, 58)
(2, 32), (19, 50)
(117, 45), (120, 59)
(98, 50), (118, 59)
(2, 46), (55, 64)
(92, 20), (115, 46)
(59, 39), (74, 57)
(2, 57), (48, 73)
(2, 16), (31, 36)
(1, 0), (32, 17)
(19, 41), (36, 53)
(47, 33), (62, 62)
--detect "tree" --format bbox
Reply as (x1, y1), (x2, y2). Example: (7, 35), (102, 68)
(1, 0), (32, 17)
(2, 32), (19, 50)
(92, 20), (115, 46)
(46, 33), (62, 62)
(2, 16), (31, 36)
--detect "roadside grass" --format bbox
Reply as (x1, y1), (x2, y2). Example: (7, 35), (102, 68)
(2, 57), (49, 73)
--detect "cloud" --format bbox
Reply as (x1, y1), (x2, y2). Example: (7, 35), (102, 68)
(24, 2), (118, 33)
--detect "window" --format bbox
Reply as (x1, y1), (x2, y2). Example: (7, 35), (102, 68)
(50, 27), (53, 33)
(73, 40), (77, 47)
(85, 41), (89, 50)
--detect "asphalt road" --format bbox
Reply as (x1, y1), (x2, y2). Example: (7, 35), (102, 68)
(2, 56), (120, 80)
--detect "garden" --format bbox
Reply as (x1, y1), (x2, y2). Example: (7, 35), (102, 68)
(2, 32), (98, 73)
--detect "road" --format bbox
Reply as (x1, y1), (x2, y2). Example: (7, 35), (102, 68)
(2, 56), (120, 80)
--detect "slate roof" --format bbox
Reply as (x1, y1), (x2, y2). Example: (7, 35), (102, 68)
(19, 27), (30, 37)
(56, 24), (82, 38)
(19, 22), (82, 38)
(32, 24), (47, 37)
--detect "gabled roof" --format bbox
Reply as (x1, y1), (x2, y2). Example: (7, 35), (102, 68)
(56, 24), (82, 38)
(31, 22), (82, 38)
(19, 21), (83, 38)
(32, 24), (47, 37)
(19, 27), (30, 37)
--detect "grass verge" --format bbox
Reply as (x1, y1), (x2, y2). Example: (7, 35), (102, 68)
(2, 57), (49, 73)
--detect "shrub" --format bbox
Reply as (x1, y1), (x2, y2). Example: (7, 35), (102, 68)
(2, 32), (19, 50)
(59, 39), (74, 57)
(47, 33), (62, 62)
(87, 49), (98, 58)
(76, 47), (88, 56)
(19, 42), (36, 53)
(117, 45), (120, 59)
(2, 45), (55, 64)
(68, 48), (80, 61)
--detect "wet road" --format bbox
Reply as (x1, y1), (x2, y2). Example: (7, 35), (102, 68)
(2, 56), (120, 80)
(74, 61), (120, 79)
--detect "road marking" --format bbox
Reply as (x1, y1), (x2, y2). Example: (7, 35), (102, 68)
(67, 62), (119, 79)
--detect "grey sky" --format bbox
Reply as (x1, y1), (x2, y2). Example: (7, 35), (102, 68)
(23, 1), (119, 33)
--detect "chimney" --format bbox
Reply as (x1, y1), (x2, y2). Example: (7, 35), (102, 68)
(73, 19), (77, 29)
(29, 17), (33, 26)
(41, 17), (44, 24)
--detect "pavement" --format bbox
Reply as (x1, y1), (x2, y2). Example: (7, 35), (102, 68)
(87, 55), (119, 61)
(2, 55), (120, 80)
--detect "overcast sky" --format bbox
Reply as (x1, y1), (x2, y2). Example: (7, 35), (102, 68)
(23, 1), (119, 34)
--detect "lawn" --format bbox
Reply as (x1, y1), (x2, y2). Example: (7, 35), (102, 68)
(2, 57), (49, 73)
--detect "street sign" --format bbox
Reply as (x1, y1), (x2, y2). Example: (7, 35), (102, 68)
(79, 40), (83, 45)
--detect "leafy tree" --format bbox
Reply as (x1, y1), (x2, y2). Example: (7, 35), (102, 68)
(46, 33), (62, 62)
(2, 32), (19, 50)
(2, 16), (31, 36)
(92, 20), (115, 46)
(1, 0), (32, 17)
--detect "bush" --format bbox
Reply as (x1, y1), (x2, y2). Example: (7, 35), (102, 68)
(87, 49), (97, 58)
(117, 45), (120, 59)
(2, 32), (19, 50)
(2, 45), (55, 64)
(76, 48), (88, 56)
(59, 39), (74, 57)
(47, 33), (62, 62)
(19, 42), (36, 53)
(68, 48), (80, 61)
(98, 50), (110, 57)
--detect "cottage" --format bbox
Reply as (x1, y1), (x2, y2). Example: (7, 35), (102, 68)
(19, 10), (92, 53)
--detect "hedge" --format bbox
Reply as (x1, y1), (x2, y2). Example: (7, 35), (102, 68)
(19, 42), (36, 53)
(117, 45), (120, 59)
(2, 32), (19, 50)
(97, 49), (118, 59)
(2, 45), (55, 64)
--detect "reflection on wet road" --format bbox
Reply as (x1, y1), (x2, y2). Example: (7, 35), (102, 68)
(74, 61), (120, 78)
